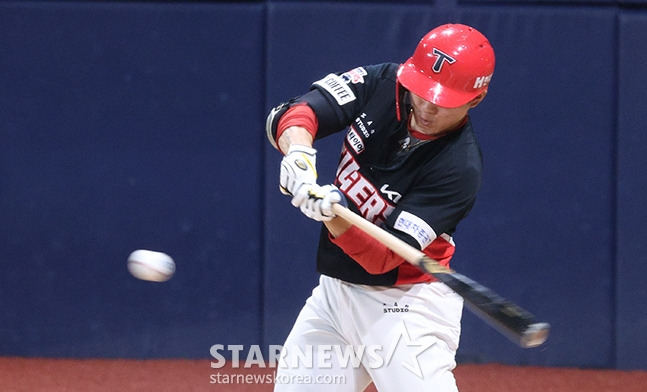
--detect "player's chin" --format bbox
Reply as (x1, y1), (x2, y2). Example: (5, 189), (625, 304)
(417, 124), (437, 135)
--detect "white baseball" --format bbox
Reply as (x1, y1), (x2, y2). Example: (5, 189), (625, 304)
(127, 249), (175, 282)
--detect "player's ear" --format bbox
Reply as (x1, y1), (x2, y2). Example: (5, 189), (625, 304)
(468, 90), (487, 108)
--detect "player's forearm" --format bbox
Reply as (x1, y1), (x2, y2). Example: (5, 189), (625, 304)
(324, 216), (352, 238)
(329, 224), (405, 275)
(277, 126), (314, 155)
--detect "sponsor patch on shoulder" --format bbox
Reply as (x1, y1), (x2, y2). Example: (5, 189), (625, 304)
(313, 73), (356, 106)
(341, 67), (367, 84)
(393, 211), (436, 249)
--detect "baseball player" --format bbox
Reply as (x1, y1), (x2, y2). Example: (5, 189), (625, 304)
(266, 24), (495, 392)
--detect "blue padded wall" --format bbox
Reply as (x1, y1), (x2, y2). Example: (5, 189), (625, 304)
(1, 0), (646, 370)
(0, 2), (265, 357)
(453, 8), (617, 368)
(616, 12), (647, 370)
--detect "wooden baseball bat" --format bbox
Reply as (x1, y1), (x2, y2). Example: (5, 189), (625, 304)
(330, 203), (550, 348)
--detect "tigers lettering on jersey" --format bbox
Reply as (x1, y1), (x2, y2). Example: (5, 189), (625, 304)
(336, 147), (394, 226)
(313, 74), (356, 106)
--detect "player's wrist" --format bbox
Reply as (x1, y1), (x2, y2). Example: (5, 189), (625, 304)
(279, 128), (314, 155)
(285, 143), (316, 156)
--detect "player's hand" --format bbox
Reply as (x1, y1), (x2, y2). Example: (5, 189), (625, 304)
(280, 144), (318, 202)
(298, 184), (347, 222)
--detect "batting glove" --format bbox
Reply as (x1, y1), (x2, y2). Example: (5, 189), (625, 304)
(299, 184), (347, 222)
(280, 144), (318, 203)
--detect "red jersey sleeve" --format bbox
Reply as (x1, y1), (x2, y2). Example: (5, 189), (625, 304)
(275, 103), (318, 154)
(329, 225), (405, 275)
(330, 223), (456, 282)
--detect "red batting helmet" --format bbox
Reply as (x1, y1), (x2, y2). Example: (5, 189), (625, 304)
(397, 24), (495, 108)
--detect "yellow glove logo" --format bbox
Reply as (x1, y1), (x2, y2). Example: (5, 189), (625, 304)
(307, 188), (326, 199)
(295, 154), (317, 177)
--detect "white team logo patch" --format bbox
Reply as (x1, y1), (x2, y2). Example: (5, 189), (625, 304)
(314, 73), (356, 105)
(394, 211), (436, 249)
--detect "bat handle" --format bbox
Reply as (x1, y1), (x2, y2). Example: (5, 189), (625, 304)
(331, 203), (425, 264)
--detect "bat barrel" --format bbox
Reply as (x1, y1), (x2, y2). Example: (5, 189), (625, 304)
(425, 264), (550, 348)
(520, 322), (551, 348)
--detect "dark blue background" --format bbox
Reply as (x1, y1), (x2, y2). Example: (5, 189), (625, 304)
(1, 0), (646, 370)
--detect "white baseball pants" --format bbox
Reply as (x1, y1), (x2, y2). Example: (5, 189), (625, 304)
(273, 275), (464, 392)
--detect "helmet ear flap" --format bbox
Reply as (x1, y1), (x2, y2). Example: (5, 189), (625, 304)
(395, 81), (409, 122)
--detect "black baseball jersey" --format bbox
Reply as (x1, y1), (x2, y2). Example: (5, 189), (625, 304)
(273, 62), (483, 286)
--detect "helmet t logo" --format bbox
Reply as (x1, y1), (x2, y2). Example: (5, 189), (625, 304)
(431, 48), (456, 73)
